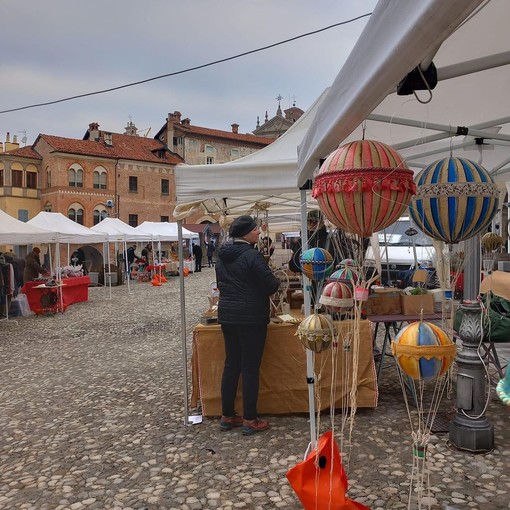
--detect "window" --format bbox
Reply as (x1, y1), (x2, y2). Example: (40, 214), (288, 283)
(128, 214), (138, 227)
(26, 172), (37, 189)
(161, 179), (169, 195)
(93, 207), (108, 225)
(68, 165), (84, 187)
(230, 148), (240, 160)
(205, 144), (215, 164)
(12, 169), (23, 187)
(161, 216), (169, 223)
(129, 176), (138, 192)
(46, 168), (51, 188)
(0, 169), (3, 187)
(18, 209), (29, 222)
(68, 204), (84, 225)
(93, 167), (107, 189)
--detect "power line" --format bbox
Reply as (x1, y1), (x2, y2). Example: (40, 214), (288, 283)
(0, 13), (371, 115)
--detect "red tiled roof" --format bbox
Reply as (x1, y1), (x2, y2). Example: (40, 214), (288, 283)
(2, 146), (42, 160)
(173, 123), (273, 146)
(37, 133), (183, 165)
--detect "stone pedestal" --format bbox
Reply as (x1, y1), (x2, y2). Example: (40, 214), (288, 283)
(449, 300), (494, 452)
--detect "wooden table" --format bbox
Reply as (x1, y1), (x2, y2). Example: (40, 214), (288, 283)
(191, 319), (378, 416)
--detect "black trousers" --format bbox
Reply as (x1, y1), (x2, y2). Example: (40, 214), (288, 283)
(195, 256), (202, 272)
(220, 323), (268, 420)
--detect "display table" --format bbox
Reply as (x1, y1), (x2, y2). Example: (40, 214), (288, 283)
(191, 319), (378, 416)
(165, 260), (194, 275)
(22, 276), (91, 314)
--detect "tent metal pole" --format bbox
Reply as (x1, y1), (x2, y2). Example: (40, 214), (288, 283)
(123, 240), (130, 294)
(177, 221), (190, 426)
(300, 189), (316, 452)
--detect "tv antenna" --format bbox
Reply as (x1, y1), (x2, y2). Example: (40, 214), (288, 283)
(18, 130), (27, 146)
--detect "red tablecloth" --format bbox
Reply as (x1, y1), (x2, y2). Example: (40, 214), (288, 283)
(22, 276), (91, 313)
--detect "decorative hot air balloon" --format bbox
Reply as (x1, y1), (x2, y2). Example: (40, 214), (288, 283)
(339, 258), (357, 267)
(296, 313), (335, 353)
(481, 232), (503, 253)
(300, 247), (334, 281)
(312, 140), (416, 237)
(409, 157), (499, 245)
(391, 321), (456, 380)
(327, 267), (359, 287)
(319, 281), (354, 313)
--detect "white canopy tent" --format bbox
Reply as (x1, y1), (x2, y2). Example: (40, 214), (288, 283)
(297, 0), (510, 187)
(28, 212), (108, 244)
(134, 221), (195, 241)
(173, 89), (330, 221)
(0, 209), (58, 245)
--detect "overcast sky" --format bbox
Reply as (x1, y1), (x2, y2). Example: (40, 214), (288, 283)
(0, 1), (377, 146)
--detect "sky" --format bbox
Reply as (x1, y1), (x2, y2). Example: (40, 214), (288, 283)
(0, 0), (377, 146)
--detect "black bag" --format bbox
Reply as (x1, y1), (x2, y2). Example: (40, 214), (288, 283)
(454, 291), (510, 343)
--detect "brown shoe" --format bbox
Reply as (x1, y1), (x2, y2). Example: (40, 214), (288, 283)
(219, 415), (244, 431)
(242, 418), (270, 435)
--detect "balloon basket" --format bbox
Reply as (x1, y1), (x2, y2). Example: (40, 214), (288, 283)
(354, 287), (369, 301)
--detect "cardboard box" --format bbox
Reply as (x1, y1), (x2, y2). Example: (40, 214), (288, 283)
(365, 292), (401, 315)
(400, 293), (434, 315)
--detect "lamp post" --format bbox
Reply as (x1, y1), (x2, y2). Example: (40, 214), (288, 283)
(449, 300), (494, 452)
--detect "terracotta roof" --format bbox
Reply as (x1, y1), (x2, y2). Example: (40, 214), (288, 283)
(183, 223), (221, 235)
(167, 123), (273, 146)
(2, 146), (42, 160)
(37, 133), (183, 165)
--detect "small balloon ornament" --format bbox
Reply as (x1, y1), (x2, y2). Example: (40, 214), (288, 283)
(409, 157), (499, 245)
(481, 232), (503, 253)
(312, 140), (416, 237)
(319, 281), (354, 313)
(327, 266), (359, 287)
(300, 247), (334, 281)
(296, 313), (335, 353)
(339, 258), (357, 267)
(391, 321), (456, 380)
(496, 368), (510, 407)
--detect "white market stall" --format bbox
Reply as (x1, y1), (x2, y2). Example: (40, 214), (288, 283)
(0, 209), (58, 245)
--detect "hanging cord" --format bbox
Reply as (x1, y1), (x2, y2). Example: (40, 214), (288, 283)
(412, 66), (434, 104)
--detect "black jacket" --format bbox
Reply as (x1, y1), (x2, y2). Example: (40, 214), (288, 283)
(216, 241), (280, 325)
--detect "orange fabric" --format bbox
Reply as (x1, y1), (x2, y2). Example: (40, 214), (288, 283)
(287, 431), (370, 510)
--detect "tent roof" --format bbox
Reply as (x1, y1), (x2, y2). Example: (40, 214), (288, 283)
(90, 217), (153, 242)
(134, 222), (195, 241)
(0, 209), (58, 244)
(173, 90), (331, 219)
(297, 0), (510, 188)
(28, 212), (108, 244)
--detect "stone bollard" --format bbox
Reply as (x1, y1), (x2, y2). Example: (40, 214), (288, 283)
(449, 300), (494, 452)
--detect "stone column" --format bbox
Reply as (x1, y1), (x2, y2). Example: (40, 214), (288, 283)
(449, 300), (494, 452)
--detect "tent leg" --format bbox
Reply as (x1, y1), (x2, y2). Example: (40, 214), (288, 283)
(178, 221), (191, 426)
(300, 189), (317, 452)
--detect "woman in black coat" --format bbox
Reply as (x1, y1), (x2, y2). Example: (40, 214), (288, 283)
(215, 216), (280, 435)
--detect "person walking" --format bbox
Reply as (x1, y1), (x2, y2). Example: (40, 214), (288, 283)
(192, 243), (203, 272)
(205, 239), (215, 267)
(215, 216), (280, 435)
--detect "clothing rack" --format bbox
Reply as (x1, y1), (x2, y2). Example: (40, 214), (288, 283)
(0, 257), (19, 326)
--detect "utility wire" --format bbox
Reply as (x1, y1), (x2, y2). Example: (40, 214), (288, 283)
(0, 12), (371, 115)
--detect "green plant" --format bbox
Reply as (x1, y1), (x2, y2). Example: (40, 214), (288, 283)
(410, 286), (428, 295)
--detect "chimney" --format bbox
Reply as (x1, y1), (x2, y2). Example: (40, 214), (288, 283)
(13, 135), (17, 143)
(88, 122), (100, 141)
(6, 132), (10, 143)
(168, 111), (182, 124)
(181, 118), (191, 126)
(104, 132), (113, 146)
(231, 123), (239, 134)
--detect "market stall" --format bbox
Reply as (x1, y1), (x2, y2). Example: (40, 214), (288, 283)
(22, 275), (91, 314)
(191, 319), (377, 416)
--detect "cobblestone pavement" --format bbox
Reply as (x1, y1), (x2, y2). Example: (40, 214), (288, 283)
(1, 270), (509, 510)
